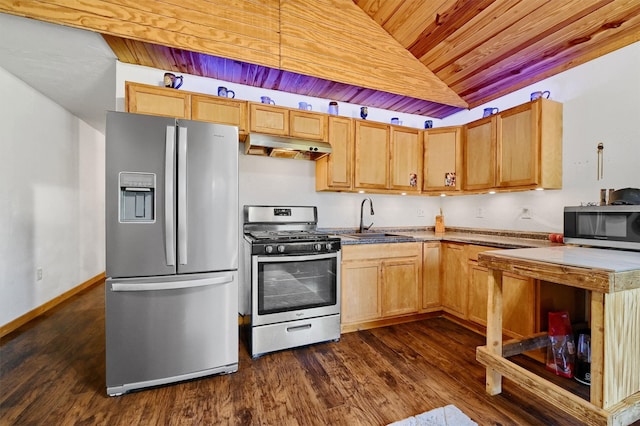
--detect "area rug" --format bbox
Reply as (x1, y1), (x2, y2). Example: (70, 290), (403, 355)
(388, 404), (478, 426)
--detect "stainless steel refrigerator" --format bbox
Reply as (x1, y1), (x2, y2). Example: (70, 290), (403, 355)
(105, 111), (239, 396)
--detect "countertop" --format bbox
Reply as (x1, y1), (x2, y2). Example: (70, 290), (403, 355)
(478, 245), (640, 292)
(480, 246), (640, 272)
(324, 227), (557, 249)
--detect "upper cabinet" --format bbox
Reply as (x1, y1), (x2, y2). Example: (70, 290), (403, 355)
(316, 116), (353, 191)
(497, 99), (562, 189)
(191, 95), (248, 139)
(354, 121), (390, 190)
(353, 121), (422, 193)
(463, 99), (562, 191)
(125, 82), (248, 140)
(423, 126), (463, 193)
(290, 110), (328, 141)
(463, 117), (496, 191)
(249, 103), (328, 141)
(126, 82), (191, 119)
(390, 127), (422, 193)
(249, 103), (289, 136)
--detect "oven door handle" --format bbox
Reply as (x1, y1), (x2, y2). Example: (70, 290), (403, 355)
(253, 252), (339, 263)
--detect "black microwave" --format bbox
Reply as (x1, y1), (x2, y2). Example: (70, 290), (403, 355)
(564, 205), (640, 251)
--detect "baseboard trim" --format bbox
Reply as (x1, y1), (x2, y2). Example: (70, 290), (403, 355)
(0, 272), (106, 339)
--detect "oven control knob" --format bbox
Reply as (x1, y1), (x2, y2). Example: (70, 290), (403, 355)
(326, 243), (333, 251)
(314, 243), (322, 251)
(265, 245), (274, 254)
(277, 245), (285, 253)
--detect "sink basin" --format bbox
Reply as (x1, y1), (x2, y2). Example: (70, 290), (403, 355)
(342, 233), (412, 240)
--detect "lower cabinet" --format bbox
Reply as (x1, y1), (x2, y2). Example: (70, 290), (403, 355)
(341, 240), (536, 337)
(441, 243), (467, 317)
(422, 242), (441, 310)
(443, 242), (536, 338)
(341, 243), (422, 330)
(468, 265), (535, 338)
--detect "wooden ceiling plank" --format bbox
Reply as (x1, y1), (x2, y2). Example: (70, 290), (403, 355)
(465, 19), (640, 108)
(382, 0), (455, 47)
(102, 34), (136, 63)
(421, 0), (545, 72)
(101, 0), (280, 42)
(9, 0), (280, 67)
(436, 0), (614, 86)
(280, 0), (467, 107)
(455, 1), (640, 93)
(459, 8), (640, 106)
(407, 0), (498, 58)
(144, 44), (171, 70)
(369, 0), (406, 27)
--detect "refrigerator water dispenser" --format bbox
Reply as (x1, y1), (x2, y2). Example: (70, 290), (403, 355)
(119, 172), (156, 223)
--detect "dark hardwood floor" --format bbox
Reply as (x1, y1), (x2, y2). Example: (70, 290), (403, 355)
(1, 283), (593, 425)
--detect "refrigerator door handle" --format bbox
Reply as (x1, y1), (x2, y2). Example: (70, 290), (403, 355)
(165, 125), (176, 266)
(177, 126), (188, 265)
(110, 274), (235, 292)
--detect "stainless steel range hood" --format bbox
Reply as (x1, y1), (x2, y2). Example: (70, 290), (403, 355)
(244, 133), (332, 161)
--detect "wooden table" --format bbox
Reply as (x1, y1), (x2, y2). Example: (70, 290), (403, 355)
(476, 246), (640, 426)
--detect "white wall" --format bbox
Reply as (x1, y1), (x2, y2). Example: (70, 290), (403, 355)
(0, 66), (105, 326)
(439, 42), (640, 232)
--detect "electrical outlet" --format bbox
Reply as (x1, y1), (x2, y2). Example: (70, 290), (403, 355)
(417, 208), (425, 217)
(36, 268), (43, 281)
(521, 207), (532, 219)
(475, 207), (484, 218)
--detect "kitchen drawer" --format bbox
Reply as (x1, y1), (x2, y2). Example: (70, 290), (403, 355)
(251, 314), (340, 357)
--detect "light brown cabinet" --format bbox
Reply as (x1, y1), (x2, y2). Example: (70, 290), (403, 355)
(249, 103), (289, 136)
(457, 244), (535, 338)
(341, 243), (422, 331)
(126, 81), (191, 119)
(316, 116), (353, 190)
(191, 95), (248, 139)
(441, 243), (467, 317)
(423, 126), (463, 192)
(341, 259), (380, 324)
(501, 273), (536, 338)
(463, 98), (562, 191)
(422, 242), (441, 310)
(354, 120), (389, 190)
(124, 82), (248, 140)
(438, 242), (537, 337)
(353, 121), (422, 193)
(463, 117), (495, 191)
(497, 99), (562, 189)
(390, 127), (422, 192)
(249, 103), (328, 141)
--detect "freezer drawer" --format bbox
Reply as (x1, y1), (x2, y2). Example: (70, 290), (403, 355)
(105, 271), (238, 395)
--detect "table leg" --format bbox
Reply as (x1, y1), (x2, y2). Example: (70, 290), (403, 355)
(486, 268), (504, 395)
(590, 291), (604, 408)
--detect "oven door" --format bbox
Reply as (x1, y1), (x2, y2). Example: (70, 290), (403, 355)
(251, 251), (341, 326)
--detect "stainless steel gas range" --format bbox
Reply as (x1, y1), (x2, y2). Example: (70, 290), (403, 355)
(243, 205), (341, 358)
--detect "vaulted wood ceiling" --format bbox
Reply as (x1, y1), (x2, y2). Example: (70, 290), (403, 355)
(2, 0), (639, 118)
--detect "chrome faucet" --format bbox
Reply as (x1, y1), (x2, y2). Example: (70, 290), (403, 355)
(359, 198), (375, 233)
